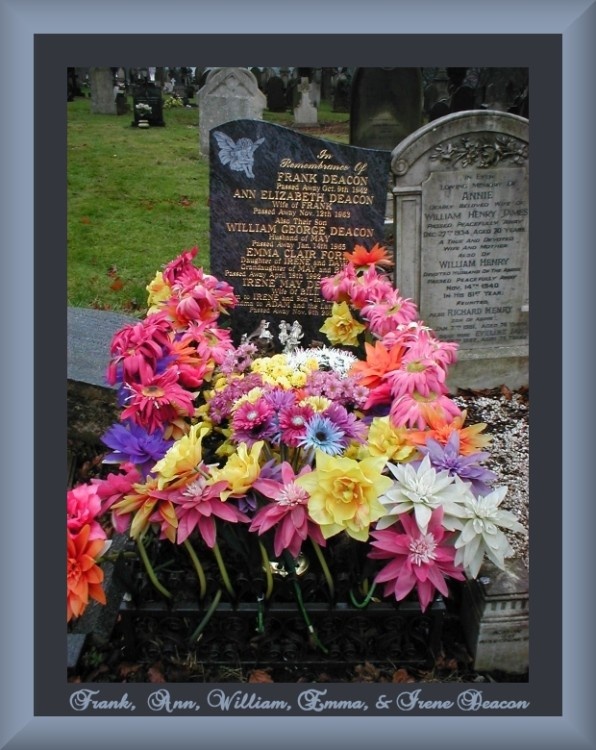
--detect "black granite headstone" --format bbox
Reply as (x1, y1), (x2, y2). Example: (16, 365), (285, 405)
(350, 68), (423, 150)
(332, 69), (351, 112)
(209, 119), (391, 347)
(266, 76), (286, 112)
(131, 82), (165, 127)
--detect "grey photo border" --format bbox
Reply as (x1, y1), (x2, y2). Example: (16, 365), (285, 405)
(2, 0), (593, 745)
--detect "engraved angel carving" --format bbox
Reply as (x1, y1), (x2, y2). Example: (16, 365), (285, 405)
(213, 131), (265, 178)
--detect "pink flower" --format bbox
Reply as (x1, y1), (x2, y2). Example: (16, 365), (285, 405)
(162, 246), (200, 285)
(168, 476), (249, 547)
(279, 403), (315, 447)
(107, 312), (172, 386)
(369, 508), (465, 612)
(348, 265), (395, 310)
(93, 462), (142, 515)
(167, 334), (214, 388)
(361, 290), (418, 337)
(250, 463), (325, 558)
(320, 263), (358, 303)
(170, 269), (237, 325)
(67, 484), (106, 540)
(386, 343), (448, 399)
(389, 390), (461, 430)
(120, 368), (196, 433)
(231, 398), (277, 446)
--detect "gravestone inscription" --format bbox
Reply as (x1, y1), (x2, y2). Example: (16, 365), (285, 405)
(210, 119), (391, 346)
(391, 110), (529, 389)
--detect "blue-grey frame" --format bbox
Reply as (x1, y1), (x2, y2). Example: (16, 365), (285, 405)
(3, 0), (593, 745)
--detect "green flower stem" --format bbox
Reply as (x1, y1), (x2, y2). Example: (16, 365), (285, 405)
(189, 589), (222, 643)
(283, 552), (328, 654)
(183, 539), (207, 601)
(136, 536), (172, 600)
(256, 594), (265, 634)
(258, 541), (274, 600)
(212, 542), (235, 600)
(310, 539), (335, 600)
(291, 577), (328, 654)
(349, 582), (378, 609)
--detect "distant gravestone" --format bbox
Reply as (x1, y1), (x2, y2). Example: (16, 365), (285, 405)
(333, 69), (351, 112)
(198, 68), (266, 156)
(131, 82), (165, 127)
(391, 110), (529, 390)
(209, 119), (391, 346)
(350, 68), (424, 150)
(293, 77), (318, 126)
(476, 68), (529, 114)
(266, 75), (286, 112)
(89, 67), (117, 115)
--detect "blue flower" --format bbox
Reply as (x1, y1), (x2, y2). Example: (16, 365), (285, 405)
(299, 414), (345, 456)
(101, 420), (174, 477)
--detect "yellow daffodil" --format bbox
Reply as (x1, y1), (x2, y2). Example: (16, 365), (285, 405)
(146, 271), (172, 311)
(366, 416), (419, 462)
(153, 423), (210, 489)
(295, 451), (393, 541)
(320, 302), (366, 347)
(210, 441), (264, 499)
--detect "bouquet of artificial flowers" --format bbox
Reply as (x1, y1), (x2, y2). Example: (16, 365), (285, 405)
(67, 243), (525, 636)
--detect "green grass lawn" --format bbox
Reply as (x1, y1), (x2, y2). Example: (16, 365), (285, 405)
(67, 96), (349, 313)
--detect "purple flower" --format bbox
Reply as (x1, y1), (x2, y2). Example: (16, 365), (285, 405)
(416, 433), (496, 496)
(323, 403), (367, 443)
(101, 420), (174, 477)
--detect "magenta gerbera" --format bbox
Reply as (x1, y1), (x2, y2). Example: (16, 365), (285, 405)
(278, 403), (315, 447)
(231, 398), (277, 446)
(106, 312), (172, 386)
(120, 367), (196, 433)
(369, 507), (465, 611)
(250, 463), (325, 557)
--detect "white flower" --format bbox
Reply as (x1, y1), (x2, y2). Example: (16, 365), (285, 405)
(286, 346), (357, 377)
(376, 455), (473, 533)
(449, 485), (526, 578)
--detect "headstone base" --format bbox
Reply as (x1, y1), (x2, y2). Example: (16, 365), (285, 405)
(446, 347), (529, 391)
(458, 558), (529, 674)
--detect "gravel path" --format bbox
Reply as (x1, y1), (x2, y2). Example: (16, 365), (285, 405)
(453, 387), (529, 570)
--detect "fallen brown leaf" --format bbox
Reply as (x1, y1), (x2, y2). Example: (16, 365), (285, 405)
(353, 662), (381, 682)
(248, 669), (274, 683)
(392, 668), (415, 683)
(148, 665), (166, 683)
(118, 662), (142, 679)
